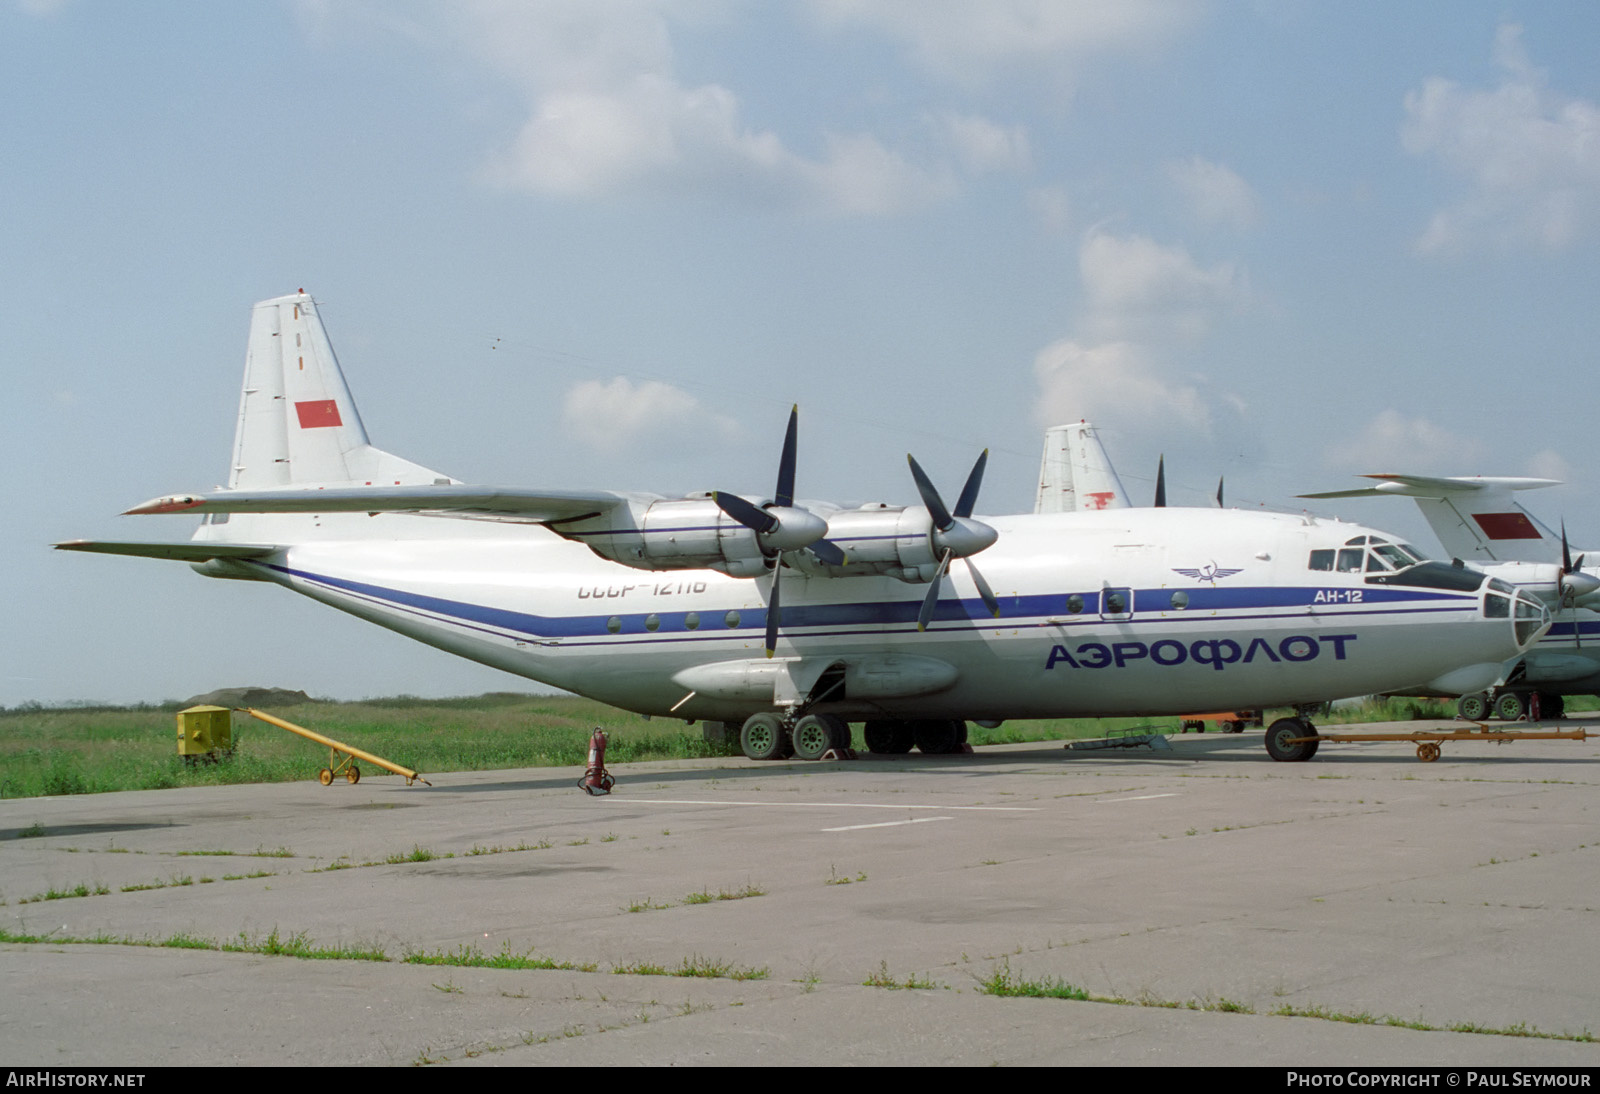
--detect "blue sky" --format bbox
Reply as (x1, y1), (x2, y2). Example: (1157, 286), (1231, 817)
(7, 1), (1600, 705)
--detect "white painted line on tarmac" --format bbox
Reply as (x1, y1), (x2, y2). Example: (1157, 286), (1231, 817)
(822, 817), (954, 832)
(1094, 793), (1178, 804)
(624, 799), (1038, 812)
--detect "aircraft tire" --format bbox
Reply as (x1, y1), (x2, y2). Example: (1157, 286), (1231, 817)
(1264, 717), (1317, 762)
(1457, 693), (1488, 721)
(863, 720), (914, 754)
(740, 713), (788, 761)
(911, 719), (961, 754)
(792, 715), (845, 761)
(1494, 691), (1528, 722)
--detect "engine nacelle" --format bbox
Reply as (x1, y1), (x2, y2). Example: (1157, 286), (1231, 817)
(559, 497), (770, 577)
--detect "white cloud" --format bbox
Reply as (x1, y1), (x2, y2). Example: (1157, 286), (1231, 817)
(931, 112), (1031, 174)
(489, 72), (955, 214)
(561, 376), (739, 451)
(1166, 155), (1259, 229)
(1032, 338), (1210, 434)
(1322, 409), (1485, 472)
(306, 1), (975, 216)
(1078, 229), (1247, 342)
(811, 0), (1200, 83)
(1402, 24), (1600, 254)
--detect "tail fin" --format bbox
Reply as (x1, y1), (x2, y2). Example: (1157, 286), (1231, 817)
(1300, 474), (1559, 563)
(229, 292), (450, 489)
(1034, 421), (1130, 513)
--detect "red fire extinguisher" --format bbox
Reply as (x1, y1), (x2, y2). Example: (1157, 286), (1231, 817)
(580, 728), (615, 796)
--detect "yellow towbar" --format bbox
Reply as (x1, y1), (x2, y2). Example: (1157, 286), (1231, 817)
(239, 708), (431, 786)
(1293, 725), (1593, 763)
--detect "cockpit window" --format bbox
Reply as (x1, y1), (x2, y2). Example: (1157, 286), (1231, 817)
(1310, 540), (1427, 574)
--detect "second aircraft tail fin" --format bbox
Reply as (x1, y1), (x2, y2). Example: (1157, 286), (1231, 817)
(1034, 422), (1130, 514)
(1301, 474), (1559, 563)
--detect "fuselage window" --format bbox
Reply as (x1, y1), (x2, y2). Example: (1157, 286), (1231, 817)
(606, 616), (622, 634)
(684, 612), (700, 630)
(724, 610), (741, 628)
(1066, 594), (1085, 614)
(644, 614), (661, 632)
(1336, 548), (1364, 573)
(1170, 591), (1189, 610)
(1309, 549), (1335, 571)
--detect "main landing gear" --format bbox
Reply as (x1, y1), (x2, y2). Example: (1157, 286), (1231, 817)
(1263, 715), (1321, 762)
(737, 714), (969, 760)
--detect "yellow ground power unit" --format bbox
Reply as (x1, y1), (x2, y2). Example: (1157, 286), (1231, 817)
(176, 705), (233, 763)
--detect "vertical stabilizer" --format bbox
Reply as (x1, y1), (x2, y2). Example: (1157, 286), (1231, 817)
(229, 292), (449, 489)
(1035, 422), (1130, 514)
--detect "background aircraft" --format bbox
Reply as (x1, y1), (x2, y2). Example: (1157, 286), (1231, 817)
(59, 293), (1549, 763)
(1302, 474), (1600, 719)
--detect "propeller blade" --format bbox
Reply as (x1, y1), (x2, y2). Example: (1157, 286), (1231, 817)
(917, 550), (953, 632)
(1562, 521), (1574, 575)
(712, 491), (778, 536)
(954, 450), (988, 519)
(1216, 476), (1225, 509)
(1154, 455), (1167, 508)
(774, 405), (798, 509)
(808, 538), (848, 567)
(907, 454), (953, 531)
(764, 565), (782, 658)
(965, 558), (1000, 618)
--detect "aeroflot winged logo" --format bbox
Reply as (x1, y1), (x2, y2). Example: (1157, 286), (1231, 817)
(1172, 562), (1244, 585)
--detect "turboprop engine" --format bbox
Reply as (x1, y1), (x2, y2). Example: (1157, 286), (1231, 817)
(549, 406), (1002, 654)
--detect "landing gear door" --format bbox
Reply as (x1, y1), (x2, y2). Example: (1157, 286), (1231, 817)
(1100, 587), (1134, 622)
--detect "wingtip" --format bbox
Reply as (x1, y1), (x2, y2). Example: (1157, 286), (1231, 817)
(123, 495), (204, 515)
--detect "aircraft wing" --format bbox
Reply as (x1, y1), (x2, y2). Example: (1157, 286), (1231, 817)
(122, 485), (628, 522)
(53, 540), (279, 561)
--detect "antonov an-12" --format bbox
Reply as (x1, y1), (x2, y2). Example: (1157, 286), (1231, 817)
(59, 292), (1550, 763)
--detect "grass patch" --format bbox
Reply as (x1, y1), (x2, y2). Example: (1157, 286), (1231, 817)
(683, 883), (765, 904)
(977, 960), (1088, 1000)
(863, 961), (937, 990)
(7, 691), (1579, 799)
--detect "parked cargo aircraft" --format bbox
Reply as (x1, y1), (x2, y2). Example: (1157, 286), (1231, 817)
(1303, 474), (1600, 720)
(58, 292), (1550, 763)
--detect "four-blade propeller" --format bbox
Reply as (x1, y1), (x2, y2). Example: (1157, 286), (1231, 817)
(907, 450), (1000, 631)
(711, 406), (846, 657)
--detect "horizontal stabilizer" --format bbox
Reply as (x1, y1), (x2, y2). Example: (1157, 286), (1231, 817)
(53, 540), (278, 562)
(124, 485), (627, 522)
(1301, 474), (1561, 500)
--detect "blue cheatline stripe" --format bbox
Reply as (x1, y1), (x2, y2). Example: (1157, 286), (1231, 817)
(256, 561), (1476, 646)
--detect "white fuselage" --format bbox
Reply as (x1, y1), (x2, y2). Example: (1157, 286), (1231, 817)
(194, 506), (1537, 724)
